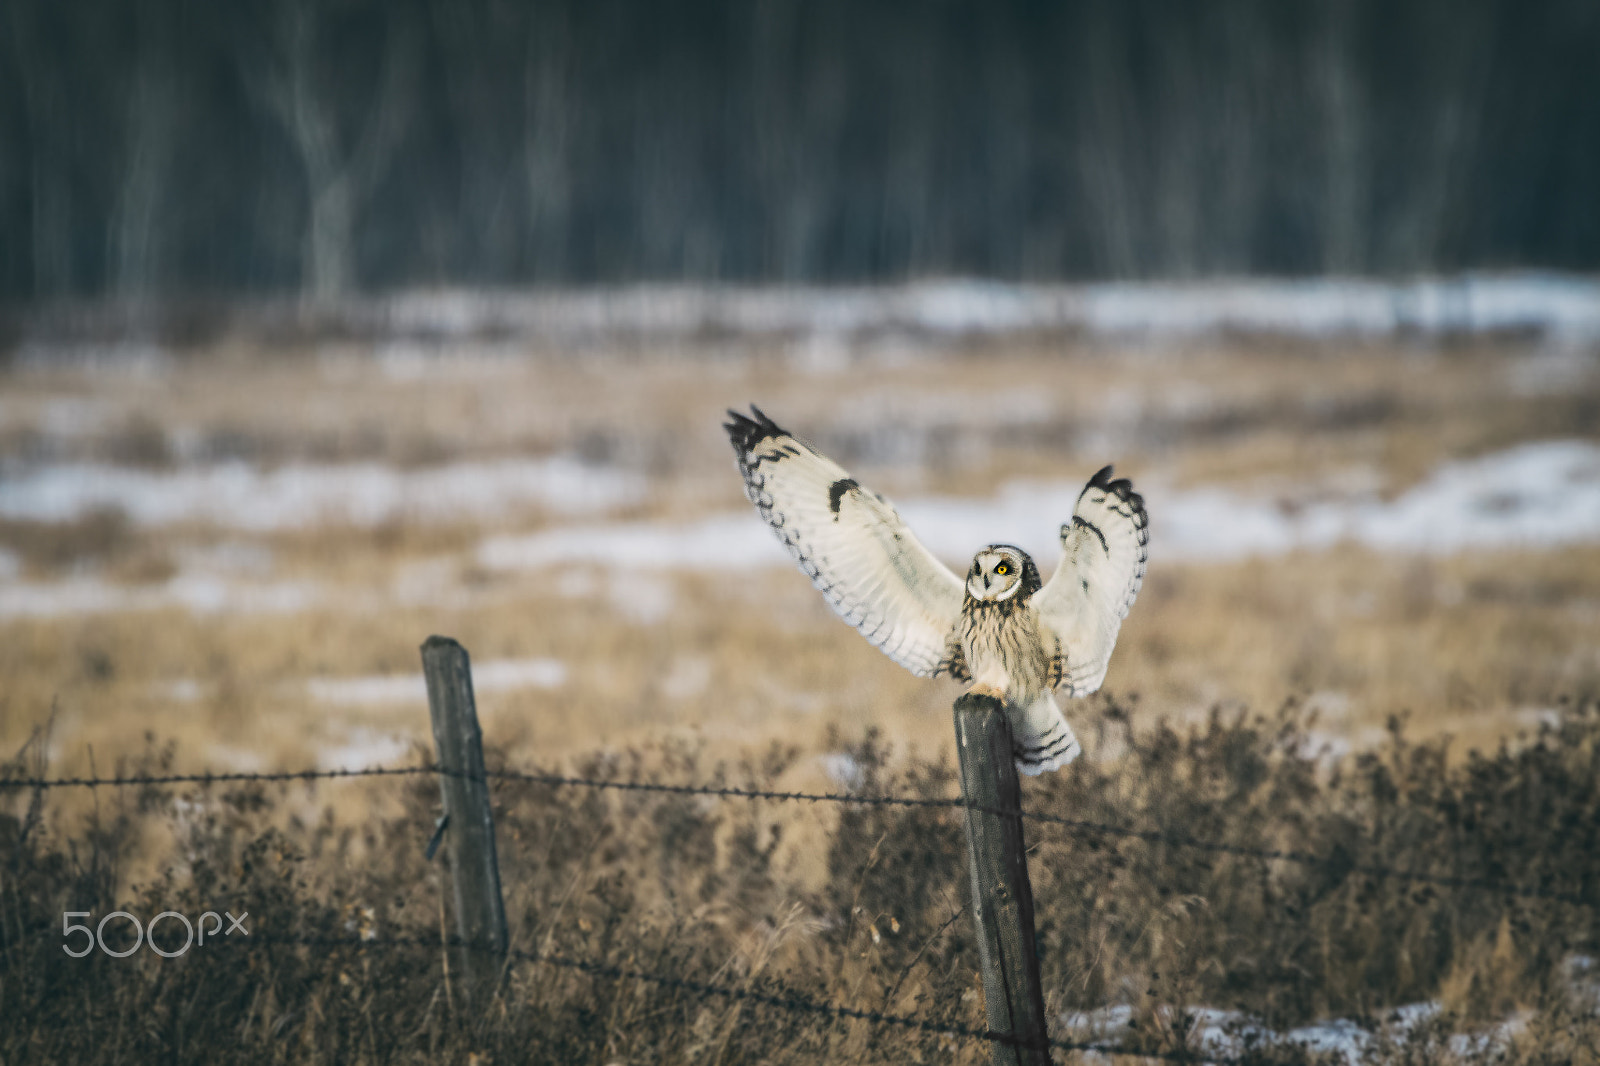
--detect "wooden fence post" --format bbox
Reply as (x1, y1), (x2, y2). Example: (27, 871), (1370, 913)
(954, 692), (1051, 1066)
(421, 635), (509, 1006)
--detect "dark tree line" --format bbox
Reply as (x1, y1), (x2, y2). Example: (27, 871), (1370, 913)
(1, 0), (1597, 303)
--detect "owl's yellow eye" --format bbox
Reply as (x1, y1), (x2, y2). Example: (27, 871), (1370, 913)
(995, 563), (1009, 575)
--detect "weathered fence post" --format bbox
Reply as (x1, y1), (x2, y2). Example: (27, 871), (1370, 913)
(421, 635), (509, 1006)
(954, 692), (1051, 1066)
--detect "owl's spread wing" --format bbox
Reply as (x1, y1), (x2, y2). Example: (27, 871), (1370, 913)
(1032, 466), (1149, 697)
(725, 406), (967, 678)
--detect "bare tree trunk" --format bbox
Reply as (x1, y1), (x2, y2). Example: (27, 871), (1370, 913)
(750, 0), (829, 281)
(247, 0), (414, 306)
(981, 15), (1030, 278)
(1211, 7), (1264, 274)
(305, 174), (356, 302)
(1074, 9), (1139, 279)
(879, 21), (937, 275)
(1382, 4), (1493, 273)
(1317, 3), (1368, 274)
(431, 0), (524, 283)
(8, 4), (74, 299)
(110, 66), (178, 300)
(524, 5), (572, 281)
(28, 146), (74, 299)
(1153, 31), (1202, 278)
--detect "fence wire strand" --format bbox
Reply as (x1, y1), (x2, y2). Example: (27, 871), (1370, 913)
(1, 766), (431, 789)
(8, 758), (1590, 1060)
(3, 761), (1591, 907)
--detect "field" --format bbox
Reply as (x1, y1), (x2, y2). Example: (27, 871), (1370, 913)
(4, 291), (1600, 1061)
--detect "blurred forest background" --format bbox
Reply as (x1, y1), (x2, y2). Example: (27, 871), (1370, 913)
(3, 0), (1599, 304)
(6, 3), (1600, 1057)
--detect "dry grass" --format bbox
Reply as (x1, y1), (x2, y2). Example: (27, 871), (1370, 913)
(5, 701), (1600, 1063)
(5, 545), (1600, 798)
(3, 329), (1600, 1058)
(3, 333), (1599, 795)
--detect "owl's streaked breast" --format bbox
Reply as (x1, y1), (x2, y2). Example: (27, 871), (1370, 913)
(958, 599), (1051, 705)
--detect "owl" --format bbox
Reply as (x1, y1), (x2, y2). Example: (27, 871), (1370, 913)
(725, 405), (1148, 775)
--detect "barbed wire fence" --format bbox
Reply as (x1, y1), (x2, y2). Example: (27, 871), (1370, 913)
(4, 634), (1595, 1064)
(6, 765), (1586, 909)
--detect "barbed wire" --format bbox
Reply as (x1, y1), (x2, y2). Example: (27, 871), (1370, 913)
(0, 766), (433, 789)
(477, 767), (1596, 907)
(485, 765), (969, 809)
(479, 769), (1598, 905)
(252, 931), (1247, 1064)
(4, 761), (1591, 908)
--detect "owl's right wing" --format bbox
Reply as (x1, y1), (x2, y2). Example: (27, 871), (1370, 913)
(1032, 466), (1149, 697)
(725, 406), (967, 678)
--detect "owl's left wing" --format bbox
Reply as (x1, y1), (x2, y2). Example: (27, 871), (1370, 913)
(725, 406), (967, 678)
(1032, 466), (1149, 697)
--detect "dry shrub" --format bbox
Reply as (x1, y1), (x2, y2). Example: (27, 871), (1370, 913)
(4, 701), (1600, 1064)
(1025, 698), (1600, 1044)
(0, 509), (138, 575)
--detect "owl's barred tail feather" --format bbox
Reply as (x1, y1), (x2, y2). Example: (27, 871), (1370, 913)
(1011, 691), (1081, 776)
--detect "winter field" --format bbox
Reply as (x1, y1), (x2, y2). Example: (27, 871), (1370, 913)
(5, 278), (1599, 782)
(5, 278), (1600, 1062)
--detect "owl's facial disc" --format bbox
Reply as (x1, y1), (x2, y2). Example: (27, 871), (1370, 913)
(966, 547), (1028, 602)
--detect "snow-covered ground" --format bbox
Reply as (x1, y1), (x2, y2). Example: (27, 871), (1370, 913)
(17, 276), (1595, 368)
(325, 273), (1600, 345)
(4, 439), (1596, 619)
(305, 657), (567, 706)
(1061, 998), (1530, 1065)
(482, 439), (1600, 574)
(0, 456), (642, 530)
(0, 573), (323, 618)
(6, 439), (1590, 562)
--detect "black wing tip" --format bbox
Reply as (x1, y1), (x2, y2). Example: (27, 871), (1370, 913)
(723, 404), (786, 454)
(1082, 463), (1149, 544)
(1087, 464), (1130, 494)
(1086, 463), (1143, 505)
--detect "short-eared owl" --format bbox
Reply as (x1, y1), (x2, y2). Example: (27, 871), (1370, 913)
(725, 405), (1148, 775)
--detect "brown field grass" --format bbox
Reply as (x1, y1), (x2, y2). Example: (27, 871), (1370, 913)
(5, 542), (1600, 796)
(3, 335), (1597, 775)
(6, 699), (1600, 1063)
(2, 334), (1598, 798)
(3, 330), (1600, 1058)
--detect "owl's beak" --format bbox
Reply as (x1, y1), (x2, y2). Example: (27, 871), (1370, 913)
(981, 574), (992, 591)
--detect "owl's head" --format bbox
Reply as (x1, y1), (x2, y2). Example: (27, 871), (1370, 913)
(966, 545), (1041, 603)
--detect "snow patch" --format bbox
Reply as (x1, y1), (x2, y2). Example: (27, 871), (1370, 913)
(0, 576), (322, 619)
(318, 729), (414, 770)
(307, 674), (429, 707)
(818, 753), (865, 791)
(609, 572), (676, 624)
(1159, 439), (1600, 560)
(660, 656), (712, 700)
(204, 744), (267, 772)
(0, 456), (644, 530)
(357, 274), (1600, 343)
(477, 441), (1600, 574)
(306, 657), (567, 706)
(473, 657), (569, 691)
(157, 679), (204, 703)
(479, 514), (789, 572)
(1060, 999), (1526, 1066)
